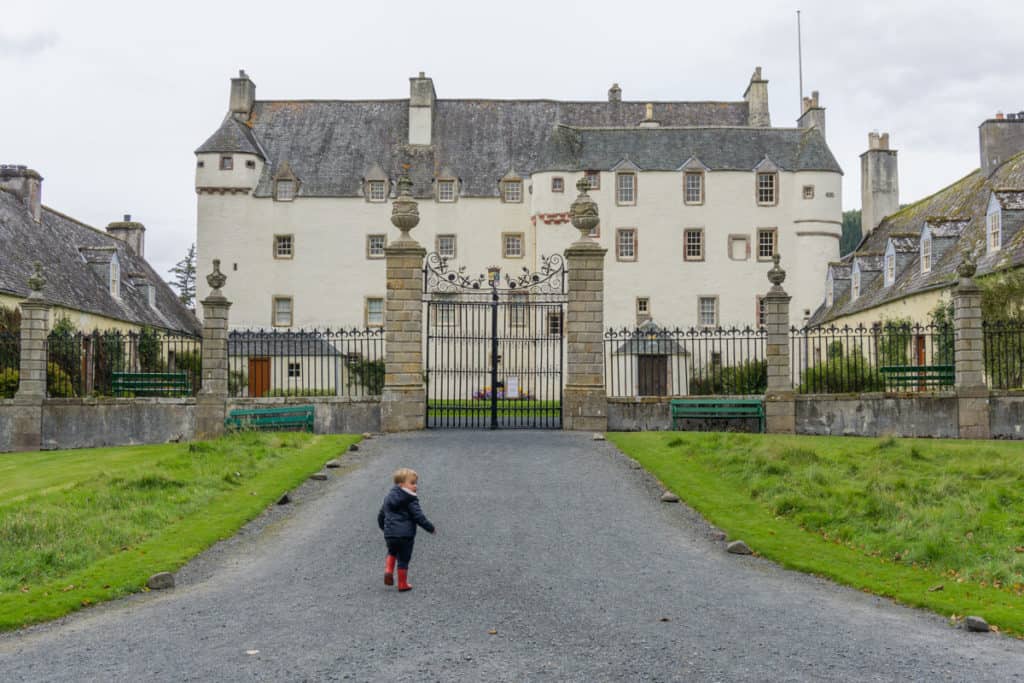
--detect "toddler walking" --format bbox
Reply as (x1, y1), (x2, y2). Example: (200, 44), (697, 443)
(377, 468), (435, 591)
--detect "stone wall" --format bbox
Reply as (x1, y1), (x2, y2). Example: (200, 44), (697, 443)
(40, 399), (197, 450)
(226, 397), (380, 434)
(607, 398), (672, 431)
(989, 394), (1024, 439)
(796, 394), (959, 438)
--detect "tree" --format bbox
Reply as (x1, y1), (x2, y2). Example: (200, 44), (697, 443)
(168, 244), (197, 310)
(841, 210), (862, 256)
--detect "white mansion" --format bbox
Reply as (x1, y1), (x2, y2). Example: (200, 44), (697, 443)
(195, 69), (842, 329)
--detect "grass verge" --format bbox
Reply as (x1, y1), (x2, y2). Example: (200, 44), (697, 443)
(608, 431), (1024, 636)
(0, 432), (358, 631)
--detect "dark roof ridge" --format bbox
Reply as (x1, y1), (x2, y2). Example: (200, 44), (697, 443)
(255, 98), (407, 105)
(41, 204), (115, 242)
(564, 124), (800, 132)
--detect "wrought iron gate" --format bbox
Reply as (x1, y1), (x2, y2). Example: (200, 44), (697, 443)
(424, 253), (566, 429)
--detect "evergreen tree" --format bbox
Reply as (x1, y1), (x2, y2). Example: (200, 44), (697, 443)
(841, 210), (862, 256)
(168, 244), (197, 310)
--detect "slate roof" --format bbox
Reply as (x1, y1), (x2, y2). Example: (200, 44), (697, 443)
(195, 97), (840, 199)
(810, 151), (1024, 325)
(0, 190), (201, 335)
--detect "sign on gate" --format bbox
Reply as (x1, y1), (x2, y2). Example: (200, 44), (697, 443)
(423, 253), (567, 429)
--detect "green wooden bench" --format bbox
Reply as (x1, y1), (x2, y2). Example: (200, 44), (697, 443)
(879, 365), (954, 390)
(225, 405), (315, 432)
(112, 372), (191, 397)
(670, 398), (765, 433)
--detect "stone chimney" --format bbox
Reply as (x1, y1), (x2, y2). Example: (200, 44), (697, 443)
(797, 90), (826, 139)
(743, 67), (770, 127)
(979, 111), (1024, 177)
(860, 132), (899, 236)
(638, 103), (660, 128)
(0, 165), (43, 223)
(608, 83), (622, 103)
(106, 214), (146, 258)
(230, 69), (256, 118)
(408, 72), (436, 146)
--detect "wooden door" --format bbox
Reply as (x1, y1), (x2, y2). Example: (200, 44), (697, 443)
(638, 355), (668, 396)
(248, 357), (270, 398)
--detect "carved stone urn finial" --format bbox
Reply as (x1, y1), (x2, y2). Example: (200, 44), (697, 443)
(207, 258), (227, 297)
(26, 262), (46, 299)
(390, 174), (420, 241)
(767, 253), (787, 288)
(957, 249), (977, 280)
(570, 177), (600, 242)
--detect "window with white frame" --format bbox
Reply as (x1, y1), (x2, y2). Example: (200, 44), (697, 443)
(502, 233), (523, 258)
(616, 228), (636, 261)
(274, 234), (293, 259)
(684, 229), (704, 261)
(273, 296), (293, 327)
(146, 285), (156, 308)
(437, 179), (455, 202)
(757, 172), (777, 205)
(368, 180), (387, 202)
(288, 362), (301, 378)
(988, 211), (1002, 253)
(436, 234), (456, 259)
(616, 172), (636, 205)
(757, 228), (777, 260)
(219, 155), (233, 171)
(826, 285), (834, 308)
(502, 180), (523, 203)
(109, 257), (120, 298)
(367, 234), (387, 259)
(921, 235), (932, 273)
(885, 253), (895, 285)
(802, 185), (815, 200)
(551, 177), (564, 193)
(636, 297), (650, 315)
(275, 179), (296, 201)
(852, 270), (861, 300)
(729, 235), (750, 261)
(584, 170), (600, 190)
(366, 297), (384, 327)
(698, 296), (718, 328)
(684, 172), (704, 204)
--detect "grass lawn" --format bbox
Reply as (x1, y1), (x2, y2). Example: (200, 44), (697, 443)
(0, 431), (358, 631)
(609, 432), (1024, 635)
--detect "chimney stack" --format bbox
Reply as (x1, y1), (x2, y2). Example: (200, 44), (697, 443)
(797, 90), (826, 139)
(0, 165), (43, 223)
(979, 111), (1024, 177)
(743, 66), (770, 127)
(860, 132), (899, 237)
(608, 83), (622, 103)
(408, 72), (436, 146)
(106, 214), (146, 258)
(230, 69), (256, 118)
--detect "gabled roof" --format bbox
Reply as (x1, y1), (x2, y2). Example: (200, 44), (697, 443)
(197, 97), (841, 200)
(810, 150), (1024, 325)
(888, 234), (919, 252)
(993, 190), (1024, 211)
(0, 190), (200, 335)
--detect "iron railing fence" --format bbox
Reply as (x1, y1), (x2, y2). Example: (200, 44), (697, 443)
(791, 322), (955, 394)
(45, 329), (203, 398)
(0, 331), (20, 398)
(605, 326), (767, 398)
(227, 328), (385, 398)
(983, 321), (1024, 390)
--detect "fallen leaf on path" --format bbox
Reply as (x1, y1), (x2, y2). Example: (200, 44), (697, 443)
(487, 629), (497, 635)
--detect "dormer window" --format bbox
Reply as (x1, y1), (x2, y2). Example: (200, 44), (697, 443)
(921, 235), (932, 273)
(219, 155), (233, 171)
(988, 211), (1002, 253)
(825, 272), (834, 307)
(884, 252), (895, 286)
(756, 172), (777, 205)
(502, 179), (523, 203)
(852, 268), (861, 300)
(275, 180), (296, 202)
(684, 172), (704, 205)
(367, 180), (387, 202)
(437, 179), (456, 202)
(616, 172), (636, 205)
(147, 285), (156, 308)
(109, 255), (121, 298)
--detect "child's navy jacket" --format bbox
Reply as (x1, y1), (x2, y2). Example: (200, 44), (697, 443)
(377, 485), (435, 538)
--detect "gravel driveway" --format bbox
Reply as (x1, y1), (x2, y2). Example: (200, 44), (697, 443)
(2, 431), (1023, 682)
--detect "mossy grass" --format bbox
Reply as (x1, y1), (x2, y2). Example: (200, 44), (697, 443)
(608, 432), (1024, 635)
(0, 432), (358, 631)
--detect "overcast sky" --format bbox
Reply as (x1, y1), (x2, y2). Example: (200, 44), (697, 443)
(3, 1), (1023, 280)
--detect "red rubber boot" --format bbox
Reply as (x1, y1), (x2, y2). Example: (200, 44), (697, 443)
(397, 568), (413, 592)
(384, 555), (396, 586)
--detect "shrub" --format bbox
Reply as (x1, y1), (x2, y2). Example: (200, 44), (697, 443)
(46, 363), (76, 398)
(0, 368), (18, 398)
(798, 347), (884, 394)
(690, 359), (767, 395)
(347, 358), (385, 395)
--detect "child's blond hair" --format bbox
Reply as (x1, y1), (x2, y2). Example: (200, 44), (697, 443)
(393, 467), (418, 485)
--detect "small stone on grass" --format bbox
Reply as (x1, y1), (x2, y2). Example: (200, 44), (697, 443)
(349, 443), (360, 452)
(325, 459), (342, 468)
(965, 616), (990, 633)
(592, 433), (605, 441)
(629, 461), (642, 470)
(311, 472), (329, 481)
(362, 432), (373, 439)
(277, 493), (291, 505)
(146, 572), (175, 590)
(726, 540), (752, 555)
(660, 491), (680, 503)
